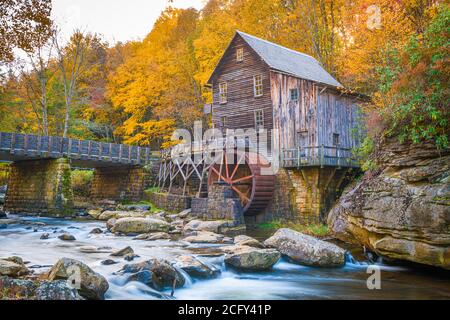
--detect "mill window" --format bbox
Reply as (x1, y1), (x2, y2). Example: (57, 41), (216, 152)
(333, 133), (340, 146)
(253, 75), (263, 97)
(254, 110), (264, 129)
(290, 88), (299, 101)
(236, 48), (244, 62)
(219, 82), (227, 104)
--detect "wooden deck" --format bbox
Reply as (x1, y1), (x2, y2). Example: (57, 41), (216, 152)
(281, 145), (359, 168)
(0, 132), (153, 168)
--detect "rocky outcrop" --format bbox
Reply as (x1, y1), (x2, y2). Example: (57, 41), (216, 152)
(264, 228), (346, 267)
(47, 258), (109, 300)
(328, 139), (450, 269)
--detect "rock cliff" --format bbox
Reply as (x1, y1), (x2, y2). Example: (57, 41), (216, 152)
(328, 138), (450, 269)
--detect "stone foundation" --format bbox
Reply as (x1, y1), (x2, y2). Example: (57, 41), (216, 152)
(191, 183), (244, 225)
(4, 159), (73, 216)
(250, 167), (350, 225)
(91, 166), (145, 202)
(144, 192), (191, 213)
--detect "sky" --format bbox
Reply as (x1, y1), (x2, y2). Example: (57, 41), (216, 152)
(51, 0), (206, 44)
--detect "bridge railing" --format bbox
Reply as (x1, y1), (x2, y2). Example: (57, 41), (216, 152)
(0, 132), (152, 165)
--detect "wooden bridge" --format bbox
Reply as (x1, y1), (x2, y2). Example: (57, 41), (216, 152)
(0, 132), (153, 216)
(0, 132), (152, 167)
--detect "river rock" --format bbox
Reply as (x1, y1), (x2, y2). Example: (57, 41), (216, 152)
(183, 231), (233, 244)
(89, 228), (103, 234)
(173, 255), (220, 279)
(234, 235), (264, 248)
(183, 219), (244, 234)
(47, 258), (109, 300)
(224, 245), (281, 270)
(111, 246), (134, 257)
(148, 232), (171, 240)
(58, 233), (76, 241)
(0, 259), (29, 277)
(106, 218), (116, 231)
(0, 276), (37, 298)
(124, 253), (139, 261)
(120, 204), (151, 211)
(98, 210), (148, 221)
(118, 258), (185, 290)
(35, 280), (82, 300)
(0, 276), (81, 300)
(101, 259), (118, 265)
(40, 233), (50, 240)
(178, 209), (191, 219)
(111, 217), (171, 234)
(264, 228), (346, 267)
(328, 139), (450, 269)
(87, 209), (102, 219)
(171, 219), (184, 228)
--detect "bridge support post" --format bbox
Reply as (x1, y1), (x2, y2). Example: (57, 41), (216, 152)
(90, 166), (145, 203)
(4, 158), (74, 216)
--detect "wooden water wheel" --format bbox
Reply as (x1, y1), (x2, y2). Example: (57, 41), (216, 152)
(208, 151), (275, 215)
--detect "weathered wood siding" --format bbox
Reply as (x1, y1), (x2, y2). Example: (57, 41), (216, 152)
(271, 72), (360, 158)
(210, 35), (273, 137)
(271, 72), (318, 151)
(317, 91), (361, 154)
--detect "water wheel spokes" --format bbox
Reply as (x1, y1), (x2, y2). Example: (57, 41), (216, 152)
(208, 151), (275, 215)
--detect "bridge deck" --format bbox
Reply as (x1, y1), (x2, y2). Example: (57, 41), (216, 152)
(0, 132), (152, 168)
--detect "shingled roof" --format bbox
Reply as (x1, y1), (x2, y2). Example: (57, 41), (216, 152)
(208, 30), (342, 88)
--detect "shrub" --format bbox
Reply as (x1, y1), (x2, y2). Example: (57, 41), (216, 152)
(71, 169), (93, 198)
(375, 6), (449, 150)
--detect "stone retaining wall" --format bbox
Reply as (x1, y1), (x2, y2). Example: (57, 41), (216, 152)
(144, 192), (191, 213)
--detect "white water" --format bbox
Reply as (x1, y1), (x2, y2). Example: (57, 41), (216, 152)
(1, 215), (449, 300)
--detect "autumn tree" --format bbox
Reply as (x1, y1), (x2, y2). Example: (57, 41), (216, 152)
(0, 0), (53, 63)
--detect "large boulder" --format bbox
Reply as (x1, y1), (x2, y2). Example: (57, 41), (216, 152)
(112, 217), (171, 234)
(183, 231), (233, 244)
(34, 280), (82, 300)
(47, 258), (109, 300)
(0, 258), (29, 277)
(264, 228), (346, 267)
(118, 258), (185, 290)
(183, 219), (245, 235)
(224, 246), (280, 270)
(328, 139), (450, 269)
(98, 210), (147, 221)
(0, 276), (81, 300)
(173, 255), (220, 279)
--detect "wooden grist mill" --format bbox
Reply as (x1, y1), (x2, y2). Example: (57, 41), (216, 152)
(155, 30), (365, 224)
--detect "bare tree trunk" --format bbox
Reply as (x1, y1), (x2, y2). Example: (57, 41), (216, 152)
(53, 29), (87, 138)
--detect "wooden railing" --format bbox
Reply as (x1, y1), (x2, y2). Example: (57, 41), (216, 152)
(161, 136), (270, 160)
(0, 132), (152, 165)
(281, 145), (359, 168)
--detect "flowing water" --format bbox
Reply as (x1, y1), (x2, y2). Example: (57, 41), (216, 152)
(1, 215), (449, 300)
